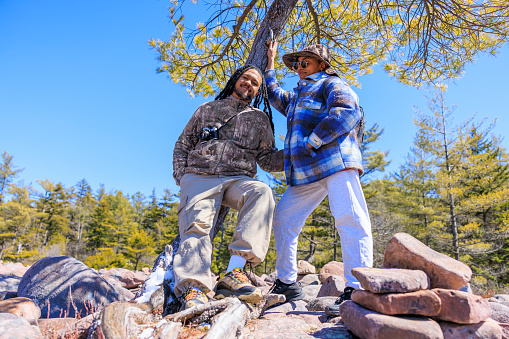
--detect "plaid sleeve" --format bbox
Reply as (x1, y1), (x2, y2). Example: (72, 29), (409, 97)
(310, 77), (361, 146)
(264, 69), (294, 117)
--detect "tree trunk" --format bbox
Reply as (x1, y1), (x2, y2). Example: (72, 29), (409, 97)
(245, 0), (300, 69)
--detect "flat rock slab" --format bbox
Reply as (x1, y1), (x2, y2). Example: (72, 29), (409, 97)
(242, 317), (354, 339)
(439, 318), (502, 339)
(339, 300), (444, 339)
(0, 313), (42, 338)
(352, 267), (430, 293)
(433, 289), (491, 324)
(383, 233), (472, 290)
(351, 289), (441, 316)
(307, 296), (337, 312)
(17, 256), (126, 318)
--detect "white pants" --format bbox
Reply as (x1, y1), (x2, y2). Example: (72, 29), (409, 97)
(273, 170), (373, 288)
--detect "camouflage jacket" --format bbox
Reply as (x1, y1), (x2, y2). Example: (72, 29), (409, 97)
(173, 96), (284, 185)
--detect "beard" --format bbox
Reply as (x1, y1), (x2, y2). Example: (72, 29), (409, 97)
(234, 86), (255, 101)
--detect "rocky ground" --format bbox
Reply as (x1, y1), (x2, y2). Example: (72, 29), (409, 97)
(0, 232), (508, 338)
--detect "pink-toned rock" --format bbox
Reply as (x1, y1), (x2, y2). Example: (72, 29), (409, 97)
(499, 323), (509, 339)
(489, 302), (509, 324)
(0, 297), (41, 320)
(383, 233), (472, 290)
(440, 318), (502, 339)
(351, 289), (441, 316)
(102, 275), (136, 300)
(433, 289), (491, 324)
(100, 268), (148, 289)
(340, 300), (444, 339)
(297, 260), (315, 275)
(0, 313), (42, 338)
(141, 267), (150, 275)
(316, 275), (345, 297)
(296, 273), (320, 287)
(0, 262), (29, 277)
(38, 318), (79, 338)
(263, 271), (277, 284)
(318, 261), (344, 283)
(352, 267), (430, 293)
(492, 295), (509, 303)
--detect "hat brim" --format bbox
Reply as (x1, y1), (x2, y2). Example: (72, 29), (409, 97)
(282, 51), (332, 71)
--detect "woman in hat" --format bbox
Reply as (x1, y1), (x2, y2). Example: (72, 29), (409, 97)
(264, 41), (373, 316)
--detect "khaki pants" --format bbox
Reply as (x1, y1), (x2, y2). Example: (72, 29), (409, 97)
(173, 173), (275, 296)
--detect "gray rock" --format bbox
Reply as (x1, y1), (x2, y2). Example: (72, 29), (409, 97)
(440, 318), (502, 339)
(0, 313), (42, 338)
(17, 256), (126, 318)
(296, 274), (320, 287)
(306, 296), (337, 312)
(340, 300), (443, 339)
(492, 294), (509, 302)
(302, 284), (321, 302)
(0, 290), (17, 301)
(489, 302), (509, 323)
(0, 274), (22, 291)
(264, 300), (308, 314)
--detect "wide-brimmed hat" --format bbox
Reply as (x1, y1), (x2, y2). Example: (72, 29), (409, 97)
(282, 44), (337, 76)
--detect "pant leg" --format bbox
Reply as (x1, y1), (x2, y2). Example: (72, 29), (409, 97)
(273, 182), (327, 284)
(221, 176), (275, 266)
(326, 170), (373, 288)
(173, 174), (224, 297)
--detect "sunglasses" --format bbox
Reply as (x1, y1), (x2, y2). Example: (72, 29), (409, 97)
(292, 60), (310, 70)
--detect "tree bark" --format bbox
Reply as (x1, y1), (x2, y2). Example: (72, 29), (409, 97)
(245, 0), (300, 70)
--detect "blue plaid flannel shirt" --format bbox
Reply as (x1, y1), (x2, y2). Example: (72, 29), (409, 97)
(264, 70), (364, 186)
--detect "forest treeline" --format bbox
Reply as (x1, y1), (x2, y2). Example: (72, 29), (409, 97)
(1, 92), (508, 291)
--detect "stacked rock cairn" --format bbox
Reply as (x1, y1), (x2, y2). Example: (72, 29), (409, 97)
(339, 232), (504, 339)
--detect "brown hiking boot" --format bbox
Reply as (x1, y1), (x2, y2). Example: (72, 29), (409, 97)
(214, 268), (262, 304)
(180, 287), (208, 311)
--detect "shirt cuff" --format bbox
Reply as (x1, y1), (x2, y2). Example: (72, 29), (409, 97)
(307, 132), (323, 149)
(264, 69), (276, 78)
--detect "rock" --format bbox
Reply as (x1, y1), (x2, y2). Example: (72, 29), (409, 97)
(245, 271), (269, 287)
(489, 302), (509, 323)
(240, 317), (314, 338)
(264, 300), (308, 316)
(297, 260), (315, 275)
(306, 296), (337, 312)
(352, 267), (430, 293)
(37, 313), (96, 339)
(296, 274), (320, 287)
(351, 289), (441, 316)
(318, 261), (345, 283)
(0, 297), (41, 320)
(439, 318), (502, 339)
(316, 275), (345, 297)
(141, 267), (150, 275)
(383, 233), (472, 290)
(0, 274), (22, 291)
(339, 300), (444, 339)
(499, 323), (509, 339)
(0, 291), (17, 301)
(0, 262), (29, 277)
(17, 256), (126, 318)
(302, 284), (321, 301)
(433, 288), (491, 324)
(152, 320), (182, 339)
(491, 295), (509, 303)
(264, 271), (278, 284)
(0, 313), (42, 338)
(99, 267), (148, 289)
(101, 275), (136, 300)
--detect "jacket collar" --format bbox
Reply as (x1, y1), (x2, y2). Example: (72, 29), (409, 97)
(297, 71), (329, 86)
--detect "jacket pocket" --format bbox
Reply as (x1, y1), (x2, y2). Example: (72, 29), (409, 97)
(297, 98), (322, 110)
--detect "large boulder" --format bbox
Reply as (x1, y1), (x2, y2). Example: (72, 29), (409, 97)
(339, 300), (443, 339)
(17, 256), (126, 318)
(318, 261), (344, 283)
(352, 267), (430, 293)
(0, 313), (42, 338)
(383, 233), (472, 290)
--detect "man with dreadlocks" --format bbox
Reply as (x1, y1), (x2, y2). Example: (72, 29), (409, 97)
(172, 65), (283, 310)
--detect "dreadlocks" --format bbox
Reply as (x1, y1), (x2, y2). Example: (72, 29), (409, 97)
(215, 64), (275, 135)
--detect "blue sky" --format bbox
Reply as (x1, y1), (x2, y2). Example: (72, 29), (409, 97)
(1, 0), (508, 199)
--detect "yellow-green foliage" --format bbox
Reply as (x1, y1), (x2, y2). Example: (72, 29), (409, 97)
(84, 248), (127, 270)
